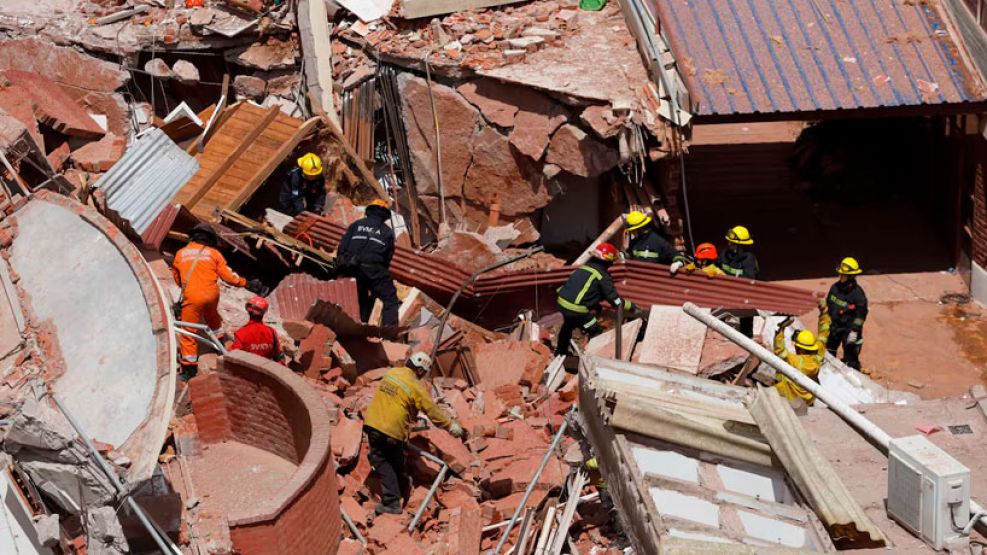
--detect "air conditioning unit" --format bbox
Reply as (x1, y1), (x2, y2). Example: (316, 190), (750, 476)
(887, 435), (971, 551)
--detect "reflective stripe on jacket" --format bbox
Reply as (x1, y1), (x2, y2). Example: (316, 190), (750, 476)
(556, 260), (629, 314)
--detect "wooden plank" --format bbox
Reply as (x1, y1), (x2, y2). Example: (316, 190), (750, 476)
(230, 117), (321, 211)
(185, 105), (281, 212)
(635, 305), (707, 374)
(399, 0), (524, 19)
(191, 75), (230, 154)
(308, 92), (389, 202)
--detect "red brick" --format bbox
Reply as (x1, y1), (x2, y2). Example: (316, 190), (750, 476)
(366, 512), (404, 547)
(482, 452), (564, 499)
(0, 38), (128, 94)
(331, 415), (363, 467)
(381, 340), (410, 365)
(282, 319), (314, 342)
(354, 367), (389, 387)
(70, 133), (125, 172)
(297, 324), (335, 378)
(1, 70), (105, 139)
(338, 538), (364, 555)
(420, 428), (472, 474)
(341, 494), (369, 529)
(444, 500), (481, 555)
(470, 340), (551, 388)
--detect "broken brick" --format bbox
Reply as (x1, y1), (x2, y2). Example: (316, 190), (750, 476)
(418, 428), (472, 474)
(443, 500), (482, 555)
(69, 133), (125, 172)
(1, 70), (105, 139)
(297, 324), (335, 378)
(545, 124), (618, 178)
(471, 340), (551, 388)
(331, 415), (363, 467)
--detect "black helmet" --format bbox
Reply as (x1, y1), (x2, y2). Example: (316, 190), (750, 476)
(190, 223), (218, 246)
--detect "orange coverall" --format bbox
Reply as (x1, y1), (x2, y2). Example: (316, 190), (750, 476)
(171, 242), (246, 365)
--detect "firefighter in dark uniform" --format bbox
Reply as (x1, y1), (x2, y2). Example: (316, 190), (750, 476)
(338, 199), (400, 326)
(721, 225), (760, 337)
(279, 153), (327, 217)
(623, 210), (686, 273)
(554, 243), (633, 356)
(826, 257), (868, 371)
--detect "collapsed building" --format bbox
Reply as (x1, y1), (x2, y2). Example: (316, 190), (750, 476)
(5, 0), (987, 554)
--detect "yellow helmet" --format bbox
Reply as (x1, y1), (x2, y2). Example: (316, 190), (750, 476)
(725, 225), (753, 245)
(369, 199), (390, 209)
(794, 330), (819, 351)
(837, 257), (862, 275)
(624, 210), (652, 232)
(297, 152), (323, 176)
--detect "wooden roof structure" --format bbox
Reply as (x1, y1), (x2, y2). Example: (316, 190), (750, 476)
(175, 102), (319, 219)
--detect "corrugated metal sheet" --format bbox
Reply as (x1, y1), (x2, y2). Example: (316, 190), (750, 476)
(96, 129), (199, 234)
(284, 213), (819, 324)
(271, 273), (359, 322)
(749, 386), (888, 549)
(652, 0), (987, 116)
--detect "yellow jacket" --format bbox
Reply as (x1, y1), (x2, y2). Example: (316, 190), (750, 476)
(685, 262), (725, 278)
(364, 366), (453, 442)
(773, 312), (831, 405)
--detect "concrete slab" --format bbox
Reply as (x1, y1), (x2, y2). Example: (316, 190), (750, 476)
(0, 469), (54, 555)
(635, 305), (707, 374)
(9, 194), (174, 481)
(586, 319), (642, 361)
(0, 258), (24, 359)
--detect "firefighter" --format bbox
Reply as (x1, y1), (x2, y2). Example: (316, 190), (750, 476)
(171, 224), (262, 379)
(623, 210), (686, 273)
(685, 242), (725, 278)
(773, 300), (831, 407)
(363, 352), (463, 515)
(230, 296), (285, 364)
(554, 243), (633, 356)
(721, 225), (759, 337)
(338, 199), (400, 326)
(826, 257), (868, 370)
(279, 153), (327, 216)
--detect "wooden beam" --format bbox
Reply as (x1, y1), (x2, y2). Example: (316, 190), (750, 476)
(298, 0), (338, 124)
(191, 75), (230, 154)
(571, 215), (624, 266)
(308, 92), (389, 201)
(230, 116), (321, 211)
(399, 0), (524, 19)
(186, 105), (280, 211)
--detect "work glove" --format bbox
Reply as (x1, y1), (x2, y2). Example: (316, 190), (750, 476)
(778, 316), (794, 329)
(669, 260), (684, 275)
(847, 330), (859, 344)
(246, 278), (268, 296)
(449, 422), (464, 438)
(818, 297), (827, 312)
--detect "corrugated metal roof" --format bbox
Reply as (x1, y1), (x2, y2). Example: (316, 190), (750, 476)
(749, 386), (888, 549)
(651, 0), (987, 116)
(271, 273), (360, 322)
(96, 128), (199, 234)
(284, 213), (820, 325)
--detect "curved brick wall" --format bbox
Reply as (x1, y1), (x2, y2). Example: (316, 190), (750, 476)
(190, 351), (340, 555)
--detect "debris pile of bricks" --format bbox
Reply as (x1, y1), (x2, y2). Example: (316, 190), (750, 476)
(283, 288), (624, 554)
(340, 0), (581, 72)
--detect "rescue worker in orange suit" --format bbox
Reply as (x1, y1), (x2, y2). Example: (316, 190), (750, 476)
(773, 299), (831, 408)
(171, 224), (261, 379)
(230, 296), (285, 364)
(554, 243), (633, 356)
(363, 352), (463, 515)
(623, 210), (686, 273)
(338, 199), (400, 326)
(826, 257), (868, 371)
(279, 153), (326, 217)
(720, 225), (760, 337)
(684, 242), (725, 278)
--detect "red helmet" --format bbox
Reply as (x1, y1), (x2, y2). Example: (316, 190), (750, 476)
(246, 296), (269, 316)
(592, 242), (618, 262)
(695, 242), (718, 261)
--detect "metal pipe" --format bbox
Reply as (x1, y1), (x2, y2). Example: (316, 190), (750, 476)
(406, 441), (451, 469)
(408, 464), (448, 532)
(682, 303), (892, 446)
(49, 394), (181, 555)
(174, 321), (229, 354)
(681, 302), (987, 534)
(614, 303), (624, 361)
(340, 505), (367, 545)
(492, 407), (572, 554)
(428, 246), (545, 371)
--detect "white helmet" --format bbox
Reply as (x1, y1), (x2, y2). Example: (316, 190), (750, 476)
(407, 352), (432, 373)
